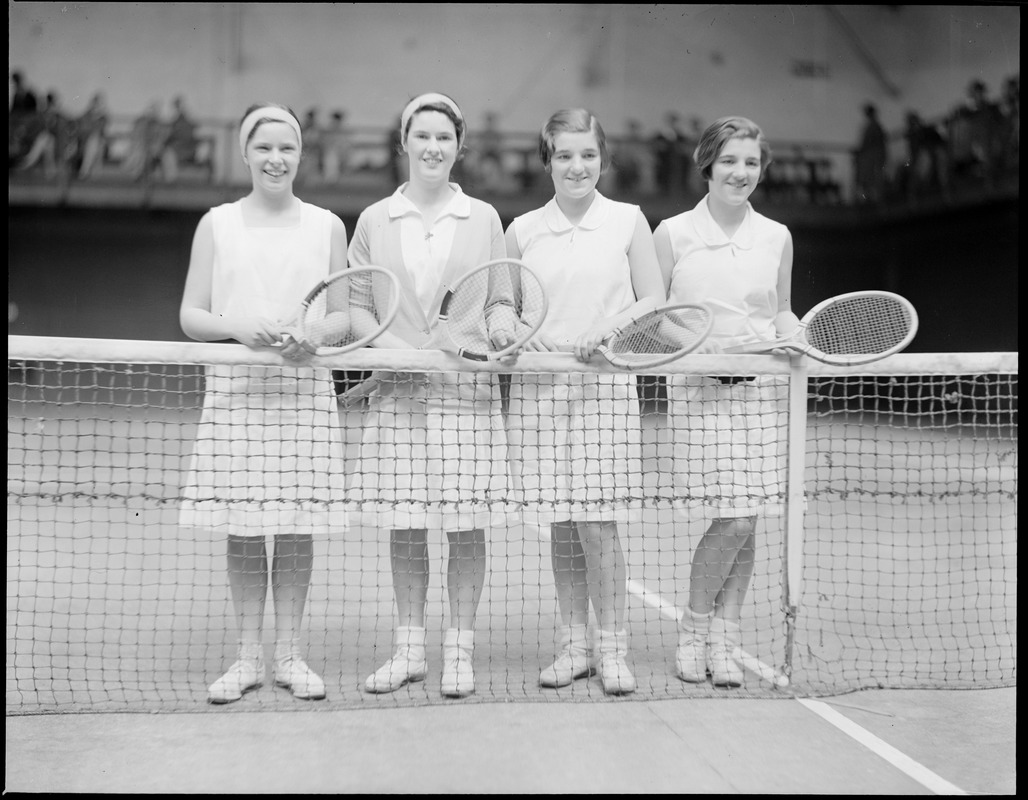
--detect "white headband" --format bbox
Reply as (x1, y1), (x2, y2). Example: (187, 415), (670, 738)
(239, 106), (302, 155)
(400, 93), (465, 145)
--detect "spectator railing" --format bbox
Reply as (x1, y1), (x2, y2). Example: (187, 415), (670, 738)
(10, 112), (1017, 209)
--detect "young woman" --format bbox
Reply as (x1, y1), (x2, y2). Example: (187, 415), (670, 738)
(349, 93), (509, 699)
(653, 116), (800, 687)
(505, 109), (665, 695)
(180, 103), (348, 703)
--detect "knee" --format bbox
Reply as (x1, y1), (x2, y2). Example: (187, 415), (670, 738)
(447, 529), (486, 555)
(717, 517), (757, 543)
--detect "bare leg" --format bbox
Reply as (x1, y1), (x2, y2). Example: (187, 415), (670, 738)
(446, 528), (486, 630)
(391, 528), (429, 629)
(226, 534), (269, 642)
(688, 517), (757, 615)
(550, 521), (590, 627)
(714, 529), (756, 622)
(271, 533), (315, 642)
(577, 521), (627, 632)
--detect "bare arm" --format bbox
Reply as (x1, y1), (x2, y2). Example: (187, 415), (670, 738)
(286, 214), (352, 358)
(573, 210), (664, 360)
(652, 221), (675, 297)
(502, 222), (560, 353)
(774, 230), (801, 335)
(179, 211), (282, 348)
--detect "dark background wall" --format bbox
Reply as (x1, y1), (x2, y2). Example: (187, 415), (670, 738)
(8, 199), (1018, 352)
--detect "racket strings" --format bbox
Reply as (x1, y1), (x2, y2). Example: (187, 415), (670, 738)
(304, 271), (396, 349)
(610, 308), (710, 357)
(447, 262), (546, 353)
(807, 296), (913, 355)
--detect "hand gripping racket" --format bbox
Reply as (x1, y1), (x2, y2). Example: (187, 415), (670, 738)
(723, 290), (919, 366)
(285, 265), (401, 355)
(429, 258), (548, 361)
(594, 303), (713, 368)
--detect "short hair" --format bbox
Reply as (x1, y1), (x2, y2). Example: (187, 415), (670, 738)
(401, 96), (466, 152)
(538, 108), (611, 172)
(693, 116), (773, 183)
(238, 102), (301, 149)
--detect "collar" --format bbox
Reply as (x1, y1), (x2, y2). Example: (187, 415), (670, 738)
(692, 194), (755, 250)
(543, 191), (611, 233)
(388, 183), (471, 221)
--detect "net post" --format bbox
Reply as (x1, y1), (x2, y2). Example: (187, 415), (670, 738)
(782, 353), (810, 682)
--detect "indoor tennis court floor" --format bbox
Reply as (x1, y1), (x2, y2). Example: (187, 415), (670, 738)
(5, 686), (1015, 793)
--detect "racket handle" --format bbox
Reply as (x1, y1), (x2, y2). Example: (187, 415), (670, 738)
(723, 338), (804, 355)
(338, 374), (381, 408)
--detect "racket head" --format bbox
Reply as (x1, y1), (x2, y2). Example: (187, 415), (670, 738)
(597, 303), (714, 368)
(799, 290), (919, 365)
(437, 258), (548, 361)
(293, 265), (400, 355)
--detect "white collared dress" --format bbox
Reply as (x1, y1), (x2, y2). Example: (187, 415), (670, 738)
(180, 200), (346, 537)
(506, 192), (644, 526)
(663, 195), (790, 519)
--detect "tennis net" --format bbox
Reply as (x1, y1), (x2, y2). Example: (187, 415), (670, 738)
(7, 336), (1017, 713)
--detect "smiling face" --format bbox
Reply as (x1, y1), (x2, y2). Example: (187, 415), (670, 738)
(404, 109), (458, 184)
(548, 130), (602, 204)
(707, 136), (762, 208)
(244, 120), (301, 191)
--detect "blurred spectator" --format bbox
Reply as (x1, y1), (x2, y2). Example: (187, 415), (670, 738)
(897, 110), (948, 200)
(472, 110), (506, 191)
(17, 90), (76, 178)
(998, 74), (1019, 171)
(652, 111), (689, 195)
(790, 145), (815, 203)
(75, 92), (109, 179)
(160, 95), (202, 183)
(297, 107), (323, 186)
(122, 101), (165, 181)
(10, 70), (38, 114)
(614, 119), (650, 194)
(9, 70), (39, 168)
(810, 157), (842, 205)
(682, 115), (703, 194)
(853, 102), (887, 204)
(947, 79), (1003, 183)
(321, 109), (351, 184)
(759, 155), (789, 203)
(387, 114), (404, 184)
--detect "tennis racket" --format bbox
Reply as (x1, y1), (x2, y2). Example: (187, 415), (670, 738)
(428, 258), (548, 361)
(723, 290), (919, 366)
(592, 303), (713, 368)
(284, 265), (401, 356)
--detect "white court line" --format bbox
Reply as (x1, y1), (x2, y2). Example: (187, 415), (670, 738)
(797, 699), (967, 795)
(626, 578), (682, 622)
(539, 525), (965, 790)
(533, 526), (786, 688)
(626, 578), (787, 687)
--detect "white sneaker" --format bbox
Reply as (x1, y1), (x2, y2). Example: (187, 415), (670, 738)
(708, 618), (744, 688)
(675, 634), (708, 683)
(364, 627), (428, 694)
(208, 652), (265, 704)
(539, 625), (593, 688)
(364, 649), (428, 693)
(675, 608), (713, 683)
(440, 629), (475, 698)
(274, 652), (326, 700)
(596, 629), (636, 696)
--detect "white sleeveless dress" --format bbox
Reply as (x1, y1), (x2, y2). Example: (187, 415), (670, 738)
(180, 200), (346, 537)
(663, 195), (789, 519)
(507, 193), (644, 525)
